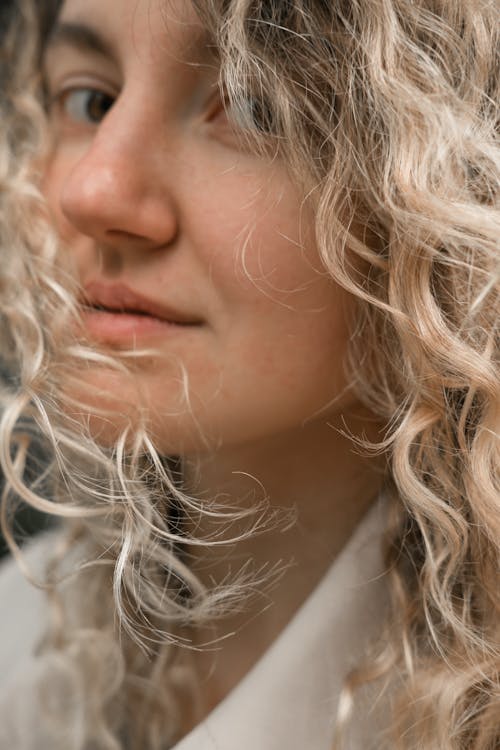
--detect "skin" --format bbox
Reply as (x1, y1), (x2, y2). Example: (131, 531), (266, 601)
(43, 0), (385, 724)
(43, 0), (359, 452)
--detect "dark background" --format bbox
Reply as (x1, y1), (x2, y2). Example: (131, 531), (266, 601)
(0, 365), (53, 560)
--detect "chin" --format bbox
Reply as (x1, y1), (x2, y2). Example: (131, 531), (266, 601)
(58, 364), (210, 456)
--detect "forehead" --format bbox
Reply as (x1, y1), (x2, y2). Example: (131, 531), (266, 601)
(55, 0), (213, 67)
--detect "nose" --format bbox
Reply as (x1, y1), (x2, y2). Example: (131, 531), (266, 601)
(60, 100), (179, 252)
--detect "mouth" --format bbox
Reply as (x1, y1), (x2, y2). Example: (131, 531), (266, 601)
(82, 301), (197, 323)
(79, 281), (203, 343)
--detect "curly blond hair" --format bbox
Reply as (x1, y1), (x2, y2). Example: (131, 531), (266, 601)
(0, 0), (498, 748)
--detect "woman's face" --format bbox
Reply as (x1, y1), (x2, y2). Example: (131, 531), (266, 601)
(43, 0), (357, 454)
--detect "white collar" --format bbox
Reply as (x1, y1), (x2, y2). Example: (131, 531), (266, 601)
(173, 499), (389, 750)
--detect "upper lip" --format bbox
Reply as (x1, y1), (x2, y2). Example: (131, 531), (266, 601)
(82, 281), (202, 325)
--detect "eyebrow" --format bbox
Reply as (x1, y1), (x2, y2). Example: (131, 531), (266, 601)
(44, 20), (218, 72)
(45, 21), (115, 59)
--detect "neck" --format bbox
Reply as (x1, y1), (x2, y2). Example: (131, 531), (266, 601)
(180, 405), (385, 717)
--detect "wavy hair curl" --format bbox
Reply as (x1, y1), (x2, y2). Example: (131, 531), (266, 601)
(0, 0), (498, 748)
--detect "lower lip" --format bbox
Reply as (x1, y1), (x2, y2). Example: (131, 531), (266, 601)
(80, 309), (198, 343)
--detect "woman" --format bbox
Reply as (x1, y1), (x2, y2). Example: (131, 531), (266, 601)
(0, 0), (498, 748)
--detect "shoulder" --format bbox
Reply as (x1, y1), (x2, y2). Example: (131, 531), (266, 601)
(0, 533), (55, 688)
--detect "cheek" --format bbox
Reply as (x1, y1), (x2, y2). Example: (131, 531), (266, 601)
(175, 167), (356, 435)
(195, 169), (322, 310)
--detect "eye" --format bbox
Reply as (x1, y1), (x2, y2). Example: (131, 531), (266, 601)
(213, 92), (274, 135)
(53, 87), (115, 126)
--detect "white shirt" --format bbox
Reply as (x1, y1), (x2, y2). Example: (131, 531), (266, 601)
(0, 499), (388, 749)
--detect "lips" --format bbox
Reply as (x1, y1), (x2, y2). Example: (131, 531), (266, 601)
(78, 281), (202, 343)
(82, 281), (201, 325)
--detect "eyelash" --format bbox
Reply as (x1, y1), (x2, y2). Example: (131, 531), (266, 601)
(215, 91), (274, 135)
